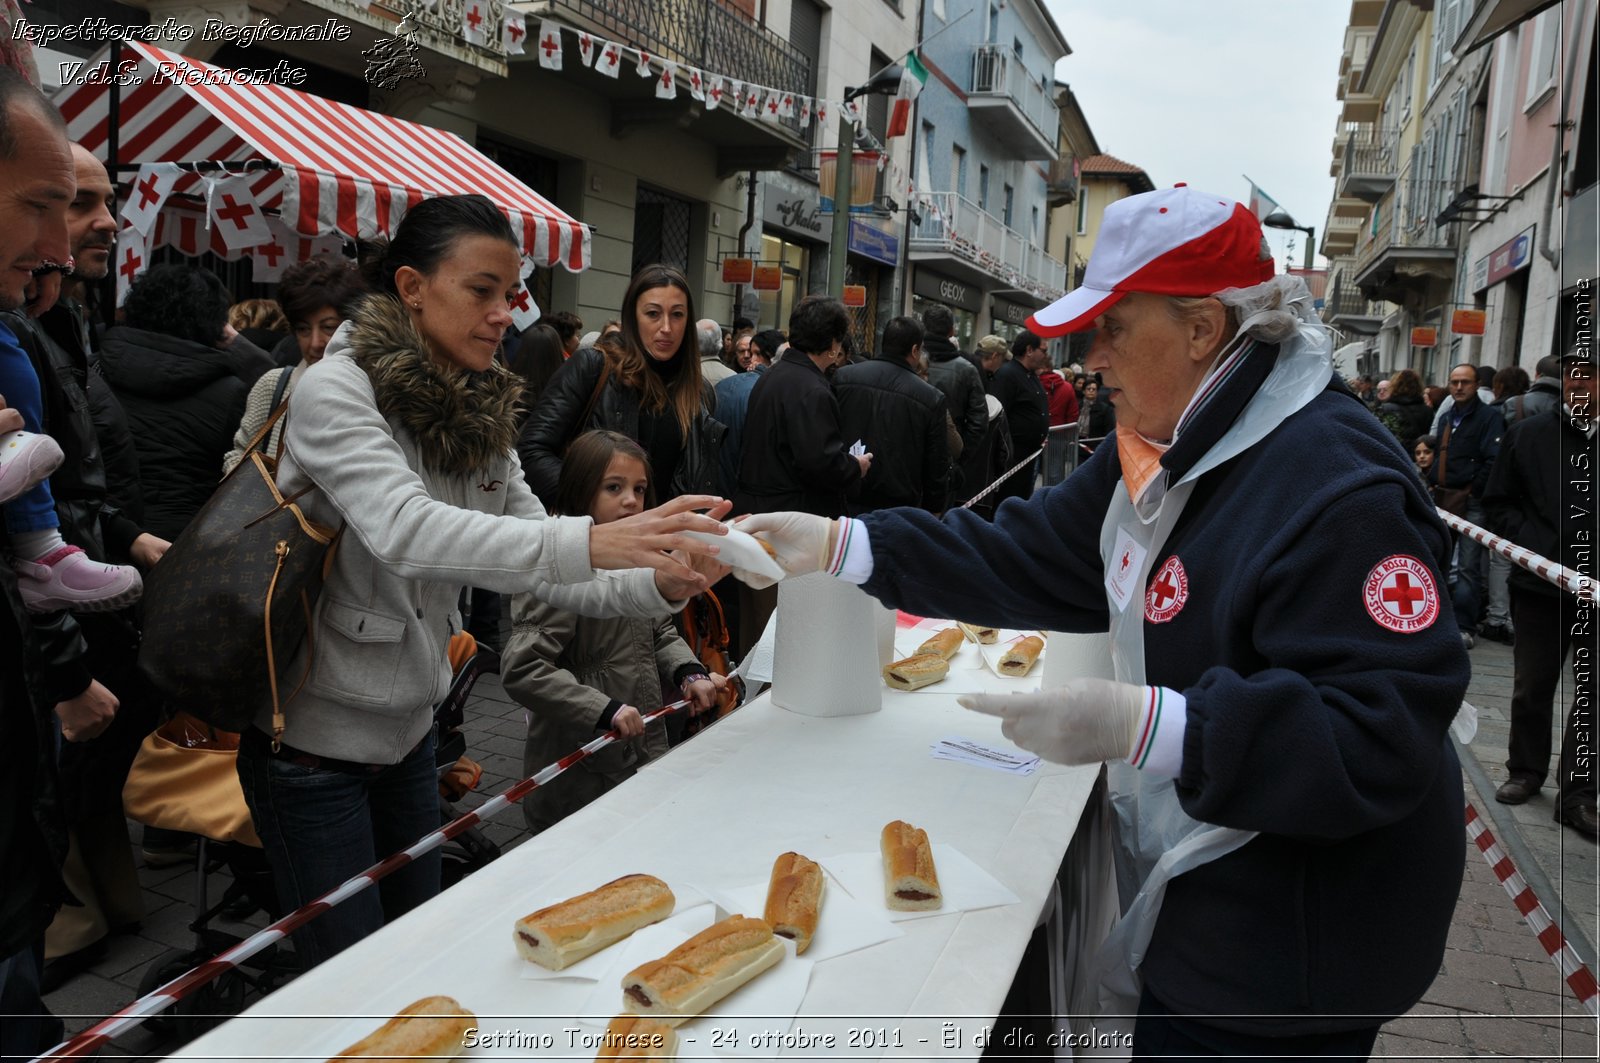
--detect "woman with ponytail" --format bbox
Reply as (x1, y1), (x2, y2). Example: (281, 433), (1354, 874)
(235, 195), (729, 970)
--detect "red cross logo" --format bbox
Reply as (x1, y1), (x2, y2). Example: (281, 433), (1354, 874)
(1364, 555), (1439, 633)
(709, 84), (722, 104)
(767, 96), (779, 115)
(119, 247), (141, 283)
(639, 51), (650, 67)
(506, 21), (524, 44)
(135, 173), (162, 209)
(660, 69), (672, 90)
(783, 94), (793, 109)
(257, 239), (285, 267)
(690, 70), (702, 92)
(509, 287), (532, 313)
(603, 46), (618, 68)
(465, 4), (483, 31)
(1144, 556), (1188, 624)
(539, 32), (556, 55)
(215, 193), (256, 231)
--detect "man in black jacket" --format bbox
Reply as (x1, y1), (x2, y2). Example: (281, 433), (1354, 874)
(921, 305), (986, 456)
(988, 330), (1050, 503)
(735, 296), (869, 517)
(1428, 362), (1503, 640)
(835, 316), (950, 515)
(1483, 355), (1598, 836)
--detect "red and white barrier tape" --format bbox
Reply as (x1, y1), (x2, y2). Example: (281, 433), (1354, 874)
(33, 699), (692, 1062)
(1464, 802), (1599, 1019)
(1438, 509), (1598, 605)
(962, 446), (1045, 510)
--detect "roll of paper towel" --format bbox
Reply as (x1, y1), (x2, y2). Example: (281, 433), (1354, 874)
(1040, 630), (1115, 687)
(771, 574), (886, 717)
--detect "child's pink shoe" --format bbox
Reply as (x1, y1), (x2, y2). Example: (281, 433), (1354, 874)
(14, 544), (143, 613)
(0, 430), (64, 504)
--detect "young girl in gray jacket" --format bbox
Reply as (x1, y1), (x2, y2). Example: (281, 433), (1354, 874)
(502, 431), (726, 834)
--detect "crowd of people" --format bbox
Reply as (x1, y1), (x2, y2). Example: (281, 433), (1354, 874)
(1, 65), (1592, 1063)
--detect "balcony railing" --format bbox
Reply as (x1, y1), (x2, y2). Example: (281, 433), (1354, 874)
(910, 190), (1066, 300)
(1045, 159), (1078, 204)
(536, 0), (810, 134)
(1323, 278), (1386, 326)
(1352, 167), (1461, 279)
(970, 43), (1058, 150)
(1338, 126), (1398, 201)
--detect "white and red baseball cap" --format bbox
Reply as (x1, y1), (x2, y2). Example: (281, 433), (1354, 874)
(1026, 184), (1276, 337)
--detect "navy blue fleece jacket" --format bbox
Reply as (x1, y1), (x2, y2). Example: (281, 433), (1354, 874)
(859, 386), (1469, 1033)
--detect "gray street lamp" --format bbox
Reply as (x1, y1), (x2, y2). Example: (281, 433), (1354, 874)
(826, 63), (904, 297)
(1263, 208), (1316, 271)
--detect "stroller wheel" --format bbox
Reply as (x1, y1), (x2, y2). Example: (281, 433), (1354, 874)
(135, 948), (247, 1043)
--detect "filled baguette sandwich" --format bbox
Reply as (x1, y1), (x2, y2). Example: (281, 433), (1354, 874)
(914, 627), (964, 660)
(515, 874), (675, 970)
(594, 1014), (678, 1061)
(957, 621), (999, 644)
(881, 820), (942, 911)
(329, 995), (474, 1060)
(763, 852), (825, 954)
(997, 635), (1045, 676)
(882, 653), (948, 691)
(621, 914), (784, 1026)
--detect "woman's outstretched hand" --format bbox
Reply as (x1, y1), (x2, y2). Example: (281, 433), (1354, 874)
(588, 495), (733, 597)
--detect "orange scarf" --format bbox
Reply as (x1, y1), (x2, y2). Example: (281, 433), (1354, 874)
(1117, 428), (1170, 503)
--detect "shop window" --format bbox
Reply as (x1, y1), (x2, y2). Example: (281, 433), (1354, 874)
(633, 186), (692, 275)
(757, 233), (810, 333)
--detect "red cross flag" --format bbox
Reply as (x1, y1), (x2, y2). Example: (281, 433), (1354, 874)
(595, 39), (621, 78)
(656, 61), (677, 100)
(536, 19), (560, 67)
(575, 30), (594, 67)
(508, 282), (540, 330)
(741, 85), (761, 119)
(635, 49), (653, 78)
(114, 225), (148, 307)
(798, 97), (811, 126)
(842, 99), (863, 129)
(726, 78), (741, 113)
(816, 100), (829, 125)
(502, 12), (527, 56)
(686, 67), (704, 102)
(705, 74), (724, 110)
(778, 92), (795, 119)
(120, 162), (180, 237)
(462, 0), (488, 46)
(206, 175), (271, 253)
(761, 87), (781, 122)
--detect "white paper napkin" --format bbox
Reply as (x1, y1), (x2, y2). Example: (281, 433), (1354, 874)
(695, 873), (904, 964)
(821, 843), (1021, 922)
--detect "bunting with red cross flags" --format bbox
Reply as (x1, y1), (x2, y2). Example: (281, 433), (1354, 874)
(206, 174), (271, 253)
(114, 226), (148, 307)
(576, 29), (595, 67)
(501, 12), (527, 56)
(247, 220), (294, 281)
(121, 162), (180, 236)
(536, 19), (561, 68)
(594, 38), (622, 77)
(705, 73), (724, 110)
(686, 66), (705, 101)
(635, 48), (653, 78)
(656, 61), (677, 100)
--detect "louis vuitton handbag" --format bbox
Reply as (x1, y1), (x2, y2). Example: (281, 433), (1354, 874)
(137, 401), (340, 744)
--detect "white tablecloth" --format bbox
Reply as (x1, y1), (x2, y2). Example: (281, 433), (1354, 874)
(174, 676), (1098, 1061)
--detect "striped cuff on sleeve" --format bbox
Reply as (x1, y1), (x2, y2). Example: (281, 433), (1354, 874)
(830, 517), (875, 584)
(1127, 685), (1186, 780)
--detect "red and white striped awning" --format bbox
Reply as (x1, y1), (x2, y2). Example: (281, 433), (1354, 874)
(54, 41), (590, 272)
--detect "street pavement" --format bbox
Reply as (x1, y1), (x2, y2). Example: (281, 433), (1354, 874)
(37, 638), (1600, 1060)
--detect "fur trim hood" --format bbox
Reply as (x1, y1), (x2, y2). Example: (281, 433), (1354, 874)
(335, 294), (524, 478)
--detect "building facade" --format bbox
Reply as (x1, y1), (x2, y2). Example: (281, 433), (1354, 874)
(904, 0), (1070, 351)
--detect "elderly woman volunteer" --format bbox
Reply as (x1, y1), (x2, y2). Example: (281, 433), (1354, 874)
(740, 186), (1468, 1059)
(238, 195), (730, 969)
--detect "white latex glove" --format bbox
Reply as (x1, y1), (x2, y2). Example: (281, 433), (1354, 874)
(959, 677), (1147, 767)
(732, 512), (842, 589)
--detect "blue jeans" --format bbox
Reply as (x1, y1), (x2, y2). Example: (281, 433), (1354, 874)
(237, 727), (440, 970)
(0, 322), (58, 535)
(1454, 497), (1491, 631)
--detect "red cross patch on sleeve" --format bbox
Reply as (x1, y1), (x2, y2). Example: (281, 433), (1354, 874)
(1363, 555), (1440, 633)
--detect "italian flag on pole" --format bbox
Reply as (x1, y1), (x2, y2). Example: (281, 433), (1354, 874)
(886, 51), (928, 138)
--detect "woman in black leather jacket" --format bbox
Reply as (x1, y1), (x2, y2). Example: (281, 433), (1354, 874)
(517, 264), (723, 507)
